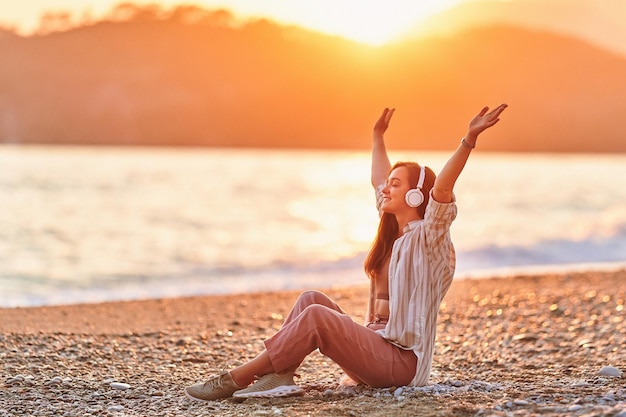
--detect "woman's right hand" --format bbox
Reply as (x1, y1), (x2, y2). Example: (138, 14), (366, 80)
(373, 107), (395, 137)
(371, 107), (394, 189)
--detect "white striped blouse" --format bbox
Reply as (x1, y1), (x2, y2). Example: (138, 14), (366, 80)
(375, 185), (457, 386)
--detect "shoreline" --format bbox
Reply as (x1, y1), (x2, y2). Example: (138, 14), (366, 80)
(2, 269), (625, 416)
(3, 261), (626, 310)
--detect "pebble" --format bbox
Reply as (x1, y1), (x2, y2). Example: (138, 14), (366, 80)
(512, 333), (539, 341)
(6, 377), (23, 385)
(110, 382), (131, 390)
(107, 405), (124, 412)
(598, 366), (622, 377)
(44, 377), (63, 386)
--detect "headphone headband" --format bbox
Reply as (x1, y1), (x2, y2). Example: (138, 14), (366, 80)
(405, 165), (426, 208)
(416, 165), (425, 190)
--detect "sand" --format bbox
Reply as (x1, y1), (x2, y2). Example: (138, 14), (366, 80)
(1, 270), (625, 416)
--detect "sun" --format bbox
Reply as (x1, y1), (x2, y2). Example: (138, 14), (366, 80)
(191, 0), (466, 46)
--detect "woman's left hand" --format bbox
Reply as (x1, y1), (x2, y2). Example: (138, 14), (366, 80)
(466, 103), (508, 143)
(373, 107), (395, 137)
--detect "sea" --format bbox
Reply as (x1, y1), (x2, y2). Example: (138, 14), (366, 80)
(1, 145), (625, 308)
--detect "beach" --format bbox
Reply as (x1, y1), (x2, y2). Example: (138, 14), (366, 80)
(1, 270), (625, 417)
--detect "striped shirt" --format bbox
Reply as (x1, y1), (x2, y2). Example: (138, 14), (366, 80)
(375, 184), (457, 386)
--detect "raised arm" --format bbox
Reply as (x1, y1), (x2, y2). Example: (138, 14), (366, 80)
(371, 108), (394, 188)
(432, 104), (508, 203)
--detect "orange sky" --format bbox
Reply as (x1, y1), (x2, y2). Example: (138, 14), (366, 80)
(0, 0), (467, 44)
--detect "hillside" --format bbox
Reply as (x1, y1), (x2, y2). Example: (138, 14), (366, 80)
(409, 0), (626, 57)
(0, 6), (625, 152)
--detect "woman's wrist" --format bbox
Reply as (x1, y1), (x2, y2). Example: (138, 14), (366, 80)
(461, 132), (478, 149)
(372, 134), (386, 145)
(461, 137), (475, 149)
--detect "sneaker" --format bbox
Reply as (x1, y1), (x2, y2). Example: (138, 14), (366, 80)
(233, 372), (303, 399)
(184, 371), (241, 401)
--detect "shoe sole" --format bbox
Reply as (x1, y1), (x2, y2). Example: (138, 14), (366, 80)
(184, 388), (212, 402)
(233, 385), (304, 399)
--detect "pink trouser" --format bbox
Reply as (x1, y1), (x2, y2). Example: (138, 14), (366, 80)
(264, 290), (417, 388)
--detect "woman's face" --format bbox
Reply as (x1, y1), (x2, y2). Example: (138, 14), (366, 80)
(381, 166), (412, 213)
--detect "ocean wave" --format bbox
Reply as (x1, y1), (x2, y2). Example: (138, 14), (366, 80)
(456, 223), (626, 274)
(2, 234), (625, 308)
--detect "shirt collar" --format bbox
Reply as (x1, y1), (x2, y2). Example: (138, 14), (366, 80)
(403, 219), (423, 234)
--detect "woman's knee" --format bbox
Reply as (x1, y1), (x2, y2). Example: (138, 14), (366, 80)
(290, 291), (344, 325)
(296, 290), (329, 306)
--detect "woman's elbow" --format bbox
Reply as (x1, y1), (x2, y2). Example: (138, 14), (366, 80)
(432, 186), (453, 203)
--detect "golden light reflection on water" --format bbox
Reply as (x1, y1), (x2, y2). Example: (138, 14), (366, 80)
(286, 152), (379, 259)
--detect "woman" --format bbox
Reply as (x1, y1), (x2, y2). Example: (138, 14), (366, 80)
(185, 103), (508, 401)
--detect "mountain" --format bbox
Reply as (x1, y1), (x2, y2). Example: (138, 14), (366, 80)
(0, 5), (625, 152)
(408, 0), (626, 57)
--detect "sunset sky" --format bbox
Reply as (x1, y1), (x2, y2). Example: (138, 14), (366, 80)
(0, 0), (470, 44)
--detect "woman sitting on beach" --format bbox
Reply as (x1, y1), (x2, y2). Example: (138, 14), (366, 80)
(185, 103), (508, 402)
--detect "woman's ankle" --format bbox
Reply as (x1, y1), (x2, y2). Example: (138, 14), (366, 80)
(228, 370), (252, 388)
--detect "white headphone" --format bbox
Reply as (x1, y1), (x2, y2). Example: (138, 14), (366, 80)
(405, 165), (426, 208)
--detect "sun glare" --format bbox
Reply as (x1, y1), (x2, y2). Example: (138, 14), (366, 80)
(193, 0), (467, 45)
(0, 0), (466, 44)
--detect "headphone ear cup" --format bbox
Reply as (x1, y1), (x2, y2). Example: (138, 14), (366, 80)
(405, 165), (427, 208)
(405, 189), (424, 208)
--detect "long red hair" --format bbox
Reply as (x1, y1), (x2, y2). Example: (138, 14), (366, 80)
(363, 162), (436, 279)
